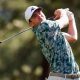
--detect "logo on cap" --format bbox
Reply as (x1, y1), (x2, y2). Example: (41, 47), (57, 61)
(31, 7), (35, 12)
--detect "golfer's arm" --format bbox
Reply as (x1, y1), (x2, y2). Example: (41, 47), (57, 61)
(62, 15), (78, 42)
(55, 15), (69, 29)
(62, 32), (77, 42)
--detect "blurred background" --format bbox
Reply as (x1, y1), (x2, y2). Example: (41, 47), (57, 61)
(0, 0), (80, 80)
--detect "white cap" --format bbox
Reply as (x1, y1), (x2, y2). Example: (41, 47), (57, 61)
(25, 6), (42, 23)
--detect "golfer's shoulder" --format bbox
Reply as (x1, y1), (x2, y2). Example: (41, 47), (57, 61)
(41, 20), (59, 28)
(41, 20), (55, 24)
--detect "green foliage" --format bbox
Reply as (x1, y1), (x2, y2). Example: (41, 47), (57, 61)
(0, 0), (80, 80)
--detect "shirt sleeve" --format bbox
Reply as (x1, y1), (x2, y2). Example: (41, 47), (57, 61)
(43, 20), (61, 31)
(55, 15), (69, 29)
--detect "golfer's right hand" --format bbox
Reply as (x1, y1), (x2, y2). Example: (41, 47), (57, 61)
(54, 8), (69, 20)
(54, 9), (61, 20)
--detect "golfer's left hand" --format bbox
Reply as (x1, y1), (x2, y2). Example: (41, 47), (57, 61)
(67, 11), (74, 21)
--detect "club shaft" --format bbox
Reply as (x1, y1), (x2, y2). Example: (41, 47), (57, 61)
(0, 27), (32, 44)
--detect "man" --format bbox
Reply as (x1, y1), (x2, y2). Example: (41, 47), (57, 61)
(25, 6), (80, 80)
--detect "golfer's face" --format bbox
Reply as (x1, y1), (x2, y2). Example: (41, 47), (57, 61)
(29, 10), (46, 27)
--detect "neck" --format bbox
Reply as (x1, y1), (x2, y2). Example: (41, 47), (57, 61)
(41, 18), (46, 23)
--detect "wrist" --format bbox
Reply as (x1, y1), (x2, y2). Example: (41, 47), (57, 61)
(69, 15), (75, 22)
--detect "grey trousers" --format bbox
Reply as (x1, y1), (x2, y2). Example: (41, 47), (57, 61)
(46, 76), (80, 80)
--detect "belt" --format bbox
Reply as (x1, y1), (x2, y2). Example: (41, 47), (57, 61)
(49, 72), (80, 79)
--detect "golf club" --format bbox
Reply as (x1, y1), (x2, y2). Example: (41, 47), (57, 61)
(0, 8), (69, 44)
(0, 27), (32, 44)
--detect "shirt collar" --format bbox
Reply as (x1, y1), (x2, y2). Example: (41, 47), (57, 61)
(32, 25), (39, 33)
(32, 19), (46, 33)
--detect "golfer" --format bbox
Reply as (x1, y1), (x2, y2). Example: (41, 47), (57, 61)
(25, 6), (80, 80)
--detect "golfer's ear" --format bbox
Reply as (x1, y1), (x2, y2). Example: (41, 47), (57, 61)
(29, 21), (34, 27)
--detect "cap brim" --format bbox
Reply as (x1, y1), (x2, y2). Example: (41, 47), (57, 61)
(35, 7), (42, 12)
